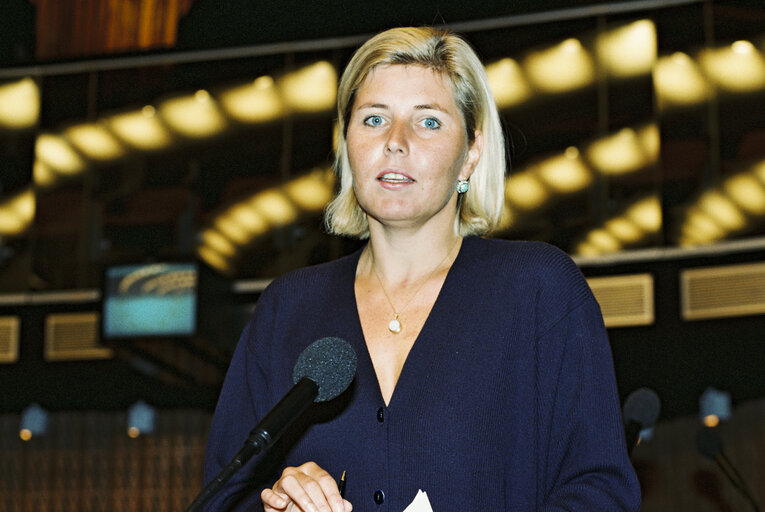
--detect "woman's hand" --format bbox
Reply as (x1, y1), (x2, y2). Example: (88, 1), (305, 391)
(262, 462), (352, 512)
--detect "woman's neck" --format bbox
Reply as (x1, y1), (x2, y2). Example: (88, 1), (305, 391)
(360, 224), (463, 286)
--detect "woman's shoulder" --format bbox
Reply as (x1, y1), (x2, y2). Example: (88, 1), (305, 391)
(466, 237), (591, 303)
(466, 237), (578, 275)
(264, 249), (361, 296)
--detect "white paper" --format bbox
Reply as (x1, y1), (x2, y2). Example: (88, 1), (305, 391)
(402, 490), (434, 512)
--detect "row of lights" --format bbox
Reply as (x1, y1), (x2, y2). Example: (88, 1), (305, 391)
(32, 61), (337, 189)
(3, 21), (762, 137)
(575, 196), (662, 256)
(487, 19), (657, 107)
(0, 61), (337, 239)
(0, 20), (752, 134)
(679, 159), (765, 247)
(19, 401), (156, 441)
(486, 22), (765, 110)
(198, 167), (335, 272)
(573, 156), (765, 255)
(0, 20), (657, 136)
(502, 124), (658, 214)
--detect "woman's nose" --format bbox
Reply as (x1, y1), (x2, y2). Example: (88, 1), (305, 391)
(385, 121), (409, 155)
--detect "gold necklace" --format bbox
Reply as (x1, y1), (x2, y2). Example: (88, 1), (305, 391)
(371, 238), (461, 334)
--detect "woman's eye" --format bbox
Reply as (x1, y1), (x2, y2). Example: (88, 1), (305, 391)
(363, 115), (384, 127)
(421, 117), (441, 130)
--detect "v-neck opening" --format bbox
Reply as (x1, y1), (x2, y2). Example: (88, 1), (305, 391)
(349, 237), (470, 408)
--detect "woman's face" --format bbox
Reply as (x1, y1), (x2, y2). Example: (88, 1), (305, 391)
(346, 64), (482, 232)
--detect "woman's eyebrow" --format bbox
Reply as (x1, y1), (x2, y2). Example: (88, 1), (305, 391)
(414, 103), (448, 112)
(355, 103), (389, 110)
(355, 103), (450, 113)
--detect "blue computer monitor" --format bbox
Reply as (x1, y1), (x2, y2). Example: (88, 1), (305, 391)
(102, 262), (198, 339)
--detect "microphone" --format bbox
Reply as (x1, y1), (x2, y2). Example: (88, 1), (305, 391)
(696, 426), (761, 512)
(187, 337), (357, 512)
(622, 387), (660, 456)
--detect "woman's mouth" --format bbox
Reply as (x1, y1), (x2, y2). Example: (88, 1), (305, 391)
(377, 172), (415, 183)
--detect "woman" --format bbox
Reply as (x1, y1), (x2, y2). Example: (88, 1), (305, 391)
(204, 27), (641, 511)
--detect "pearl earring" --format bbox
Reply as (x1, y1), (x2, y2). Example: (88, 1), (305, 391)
(456, 179), (469, 194)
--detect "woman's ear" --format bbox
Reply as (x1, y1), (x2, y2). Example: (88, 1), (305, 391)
(460, 130), (483, 180)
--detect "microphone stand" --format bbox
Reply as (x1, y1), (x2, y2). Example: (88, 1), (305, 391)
(713, 450), (761, 512)
(186, 377), (318, 512)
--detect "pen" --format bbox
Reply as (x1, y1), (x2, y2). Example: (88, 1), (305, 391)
(338, 470), (346, 499)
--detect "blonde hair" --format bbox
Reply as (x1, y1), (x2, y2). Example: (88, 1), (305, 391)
(325, 26), (507, 238)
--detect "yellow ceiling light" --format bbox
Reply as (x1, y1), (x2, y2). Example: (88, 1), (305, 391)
(0, 187), (35, 236)
(682, 208), (725, 245)
(33, 160), (57, 188)
(35, 134), (85, 175)
(107, 109), (172, 150)
(505, 172), (548, 210)
(283, 168), (335, 211)
(697, 190), (746, 231)
(197, 245), (231, 273)
(596, 20), (657, 78)
(212, 216), (250, 245)
(574, 241), (601, 256)
(638, 124), (660, 164)
(202, 183), (307, 256)
(537, 150), (592, 193)
(200, 228), (237, 257)
(223, 203), (269, 239)
(587, 228), (622, 252)
(220, 75), (285, 123)
(699, 41), (765, 92)
(65, 123), (125, 160)
(525, 38), (595, 93)
(0, 78), (40, 129)
(586, 127), (653, 175)
(753, 159), (765, 183)
(586, 127), (659, 175)
(605, 217), (643, 244)
(565, 146), (580, 159)
(626, 196), (662, 232)
(250, 190), (298, 226)
(485, 58), (532, 108)
(159, 90), (227, 138)
(280, 61), (337, 113)
(654, 52), (711, 108)
(724, 173), (765, 215)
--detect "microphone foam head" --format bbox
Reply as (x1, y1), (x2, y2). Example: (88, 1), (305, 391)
(293, 337), (357, 402)
(623, 387), (661, 428)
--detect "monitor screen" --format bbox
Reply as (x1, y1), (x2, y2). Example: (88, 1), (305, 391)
(102, 262), (198, 338)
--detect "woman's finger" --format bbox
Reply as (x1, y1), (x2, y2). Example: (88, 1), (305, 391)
(279, 471), (328, 512)
(313, 470), (348, 512)
(261, 488), (289, 511)
(263, 463), (349, 512)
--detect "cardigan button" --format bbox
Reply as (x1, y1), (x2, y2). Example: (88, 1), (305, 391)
(374, 489), (385, 504)
(376, 407), (384, 423)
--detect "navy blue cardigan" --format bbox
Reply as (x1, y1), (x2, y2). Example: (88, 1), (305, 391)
(203, 237), (641, 511)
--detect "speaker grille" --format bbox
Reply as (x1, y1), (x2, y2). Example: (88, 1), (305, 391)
(44, 312), (113, 361)
(0, 316), (20, 363)
(681, 262), (765, 320)
(587, 273), (654, 327)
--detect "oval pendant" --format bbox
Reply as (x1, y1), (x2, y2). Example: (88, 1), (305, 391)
(388, 318), (402, 334)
